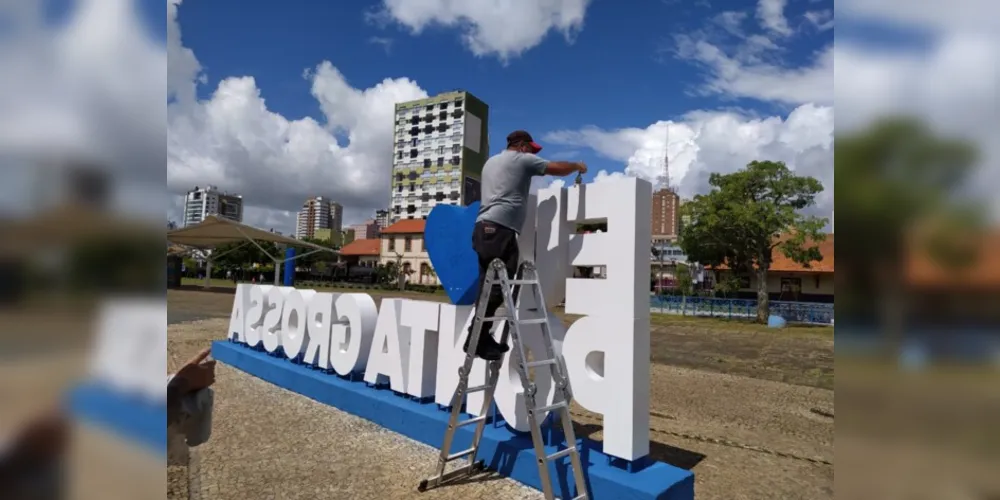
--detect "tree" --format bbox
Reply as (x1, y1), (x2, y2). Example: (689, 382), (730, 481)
(675, 262), (695, 310)
(712, 272), (742, 299)
(679, 160), (827, 323)
(836, 117), (982, 351)
(292, 238), (337, 270)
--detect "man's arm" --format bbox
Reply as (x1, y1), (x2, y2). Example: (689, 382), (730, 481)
(543, 161), (586, 177)
(521, 154), (586, 177)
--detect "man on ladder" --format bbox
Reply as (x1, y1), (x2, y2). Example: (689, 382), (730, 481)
(418, 131), (589, 500)
(462, 130), (587, 360)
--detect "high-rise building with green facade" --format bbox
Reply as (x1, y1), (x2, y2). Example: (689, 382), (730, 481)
(390, 90), (489, 222)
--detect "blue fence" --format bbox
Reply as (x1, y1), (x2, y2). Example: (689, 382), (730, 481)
(649, 296), (834, 325)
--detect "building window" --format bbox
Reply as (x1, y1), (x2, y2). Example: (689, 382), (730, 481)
(437, 157), (445, 166)
(388, 237), (396, 252)
(404, 236), (412, 252)
(396, 151), (402, 160)
(451, 144), (461, 154)
(439, 103), (448, 110)
(423, 159), (431, 168)
(450, 156), (460, 165)
(455, 99), (463, 107)
(436, 146), (444, 155)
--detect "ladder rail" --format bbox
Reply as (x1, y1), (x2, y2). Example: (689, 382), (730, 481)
(418, 258), (589, 500)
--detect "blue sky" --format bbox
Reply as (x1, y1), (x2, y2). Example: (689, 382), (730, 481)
(161, 0), (842, 230)
(3, 0), (994, 231)
(174, 0), (830, 177)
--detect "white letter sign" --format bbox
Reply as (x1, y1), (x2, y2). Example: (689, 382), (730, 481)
(224, 177), (655, 462)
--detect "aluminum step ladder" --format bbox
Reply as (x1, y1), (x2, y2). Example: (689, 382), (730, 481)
(417, 259), (588, 500)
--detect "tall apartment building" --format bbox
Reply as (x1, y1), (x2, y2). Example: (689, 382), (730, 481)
(374, 209), (391, 228)
(350, 220), (380, 240)
(183, 185), (243, 227)
(390, 90), (489, 222)
(295, 196), (343, 240)
(651, 188), (681, 242)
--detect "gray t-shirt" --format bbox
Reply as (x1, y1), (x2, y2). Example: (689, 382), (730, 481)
(476, 150), (548, 232)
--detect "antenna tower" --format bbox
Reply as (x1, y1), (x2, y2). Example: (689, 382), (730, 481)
(656, 125), (673, 193)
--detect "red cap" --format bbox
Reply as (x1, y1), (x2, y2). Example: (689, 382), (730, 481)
(507, 130), (542, 153)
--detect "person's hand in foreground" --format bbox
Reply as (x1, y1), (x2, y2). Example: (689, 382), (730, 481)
(172, 347), (216, 396)
(0, 410), (69, 495)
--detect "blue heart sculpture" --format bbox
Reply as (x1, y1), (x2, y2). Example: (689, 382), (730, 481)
(425, 202), (481, 305)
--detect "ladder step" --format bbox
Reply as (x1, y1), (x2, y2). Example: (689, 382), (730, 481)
(456, 415), (487, 428)
(482, 316), (511, 322)
(544, 447), (577, 462)
(446, 447), (476, 461)
(466, 384), (490, 393)
(482, 316), (546, 325)
(508, 279), (538, 285)
(518, 318), (547, 325)
(572, 495), (588, 500)
(534, 401), (567, 415)
(525, 359), (556, 369)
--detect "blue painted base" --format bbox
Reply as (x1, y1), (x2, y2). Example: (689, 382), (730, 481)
(213, 341), (694, 500)
(66, 382), (167, 456)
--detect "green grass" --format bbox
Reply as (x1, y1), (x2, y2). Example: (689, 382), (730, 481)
(179, 277), (832, 336)
(648, 313), (834, 337)
(179, 277), (447, 298)
(181, 277), (236, 287)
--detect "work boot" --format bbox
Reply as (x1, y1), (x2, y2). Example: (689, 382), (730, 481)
(463, 327), (509, 361)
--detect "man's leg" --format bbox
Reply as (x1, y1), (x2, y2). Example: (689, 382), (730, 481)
(464, 222), (515, 360)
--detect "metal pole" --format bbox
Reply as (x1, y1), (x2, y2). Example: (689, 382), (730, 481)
(658, 242), (664, 312)
(205, 255), (213, 289)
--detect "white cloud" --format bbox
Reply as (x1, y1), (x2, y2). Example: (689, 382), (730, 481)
(803, 10), (834, 32)
(668, 2), (832, 106)
(835, 0), (999, 35)
(373, 0), (593, 61)
(755, 0), (792, 36)
(166, 2), (430, 231)
(0, 0), (165, 177)
(368, 36), (394, 54)
(543, 103), (835, 221)
(673, 33), (833, 105)
(834, 33), (1000, 216)
(712, 11), (748, 37)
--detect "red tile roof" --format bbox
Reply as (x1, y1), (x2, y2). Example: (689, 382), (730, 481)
(772, 234), (834, 272)
(907, 231), (1000, 287)
(381, 219), (426, 234)
(339, 238), (380, 256)
(711, 234), (834, 273)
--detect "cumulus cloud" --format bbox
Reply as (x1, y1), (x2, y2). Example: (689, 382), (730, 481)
(835, 35), (1000, 215)
(0, 0), (165, 183)
(670, 11), (833, 106)
(755, 0), (792, 36)
(803, 10), (834, 32)
(166, 1), (430, 230)
(835, 0), (999, 35)
(373, 0), (593, 61)
(543, 104), (835, 221)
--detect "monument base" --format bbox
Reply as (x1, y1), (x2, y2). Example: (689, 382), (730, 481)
(213, 340), (694, 500)
(67, 382), (166, 456)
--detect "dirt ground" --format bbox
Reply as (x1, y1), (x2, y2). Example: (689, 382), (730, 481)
(169, 285), (834, 391)
(166, 287), (834, 500)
